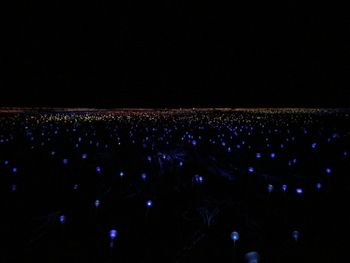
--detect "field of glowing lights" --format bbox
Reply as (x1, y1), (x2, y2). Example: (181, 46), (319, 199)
(0, 108), (349, 262)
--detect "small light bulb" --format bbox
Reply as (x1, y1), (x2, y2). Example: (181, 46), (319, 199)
(59, 215), (66, 224)
(231, 231), (239, 241)
(146, 200), (153, 207)
(109, 229), (118, 240)
(267, 184), (274, 193)
(282, 184), (287, 192)
(296, 188), (303, 195)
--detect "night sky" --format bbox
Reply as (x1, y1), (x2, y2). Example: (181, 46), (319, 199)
(2, 2), (350, 107)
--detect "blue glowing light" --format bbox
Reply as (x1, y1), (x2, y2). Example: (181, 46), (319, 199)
(147, 156), (152, 162)
(267, 184), (274, 193)
(12, 167), (17, 173)
(59, 215), (66, 224)
(245, 251), (260, 263)
(51, 151), (56, 156)
(248, 167), (254, 173)
(179, 161), (183, 167)
(326, 168), (332, 174)
(316, 182), (322, 190)
(270, 153), (276, 158)
(256, 153), (261, 159)
(146, 200), (153, 207)
(4, 160), (9, 165)
(296, 188), (303, 195)
(11, 184), (17, 192)
(96, 166), (102, 174)
(141, 173), (147, 181)
(109, 229), (118, 240)
(192, 140), (197, 146)
(82, 153), (88, 159)
(193, 174), (204, 183)
(292, 230), (300, 241)
(311, 143), (317, 149)
(95, 199), (100, 208)
(282, 184), (287, 192)
(63, 159), (68, 165)
(230, 231), (239, 241)
(119, 171), (124, 177)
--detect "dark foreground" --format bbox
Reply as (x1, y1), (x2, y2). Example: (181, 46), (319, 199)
(0, 108), (349, 262)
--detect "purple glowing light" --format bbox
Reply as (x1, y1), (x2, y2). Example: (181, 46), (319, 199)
(109, 229), (118, 239)
(296, 188), (303, 195)
(282, 184), (287, 192)
(59, 215), (66, 224)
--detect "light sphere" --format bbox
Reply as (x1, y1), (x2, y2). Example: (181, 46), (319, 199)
(231, 231), (239, 241)
(146, 200), (153, 207)
(292, 230), (300, 241)
(110, 229), (118, 239)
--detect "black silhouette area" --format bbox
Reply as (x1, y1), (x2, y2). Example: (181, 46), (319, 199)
(0, 108), (349, 262)
(2, 2), (350, 107)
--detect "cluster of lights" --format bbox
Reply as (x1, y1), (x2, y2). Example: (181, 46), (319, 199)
(193, 174), (204, 184)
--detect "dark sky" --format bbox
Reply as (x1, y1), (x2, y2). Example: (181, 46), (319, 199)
(2, 1), (350, 107)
